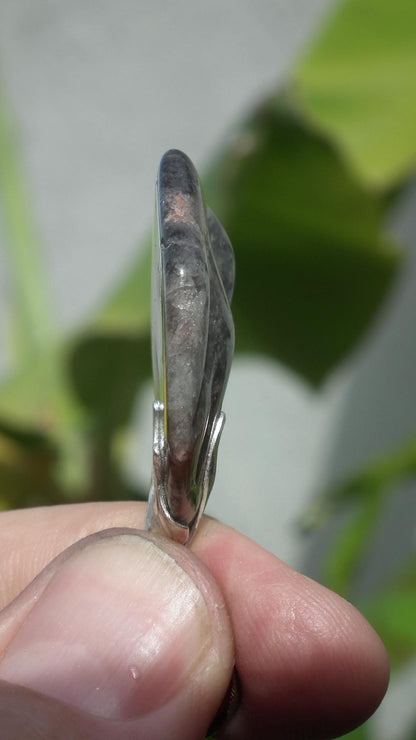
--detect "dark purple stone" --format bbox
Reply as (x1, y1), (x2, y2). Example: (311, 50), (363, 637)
(153, 149), (235, 524)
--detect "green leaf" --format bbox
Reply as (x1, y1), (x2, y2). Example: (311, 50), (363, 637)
(0, 0), (413, 501)
(362, 558), (416, 668)
(304, 432), (416, 593)
(66, 247), (152, 500)
(0, 241), (152, 504)
(303, 433), (416, 528)
(0, 344), (90, 501)
(0, 416), (59, 509)
(341, 723), (371, 740)
(93, 245), (151, 332)
(72, 246), (152, 421)
(0, 344), (76, 434)
(205, 99), (400, 384)
(296, 0), (416, 186)
(0, 81), (55, 363)
(0, 335), (150, 504)
(70, 334), (151, 430)
(324, 490), (387, 595)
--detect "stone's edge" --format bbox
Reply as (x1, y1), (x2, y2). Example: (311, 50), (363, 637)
(153, 149), (235, 527)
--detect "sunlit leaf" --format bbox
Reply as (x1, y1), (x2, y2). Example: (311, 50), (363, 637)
(296, 0), (416, 186)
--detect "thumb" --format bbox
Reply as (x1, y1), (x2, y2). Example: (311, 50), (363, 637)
(0, 529), (234, 739)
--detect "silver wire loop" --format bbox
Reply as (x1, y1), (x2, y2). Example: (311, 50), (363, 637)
(146, 401), (225, 545)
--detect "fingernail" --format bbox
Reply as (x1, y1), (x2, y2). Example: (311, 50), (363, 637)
(0, 533), (217, 720)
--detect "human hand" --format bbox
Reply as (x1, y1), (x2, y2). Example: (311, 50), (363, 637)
(0, 502), (388, 738)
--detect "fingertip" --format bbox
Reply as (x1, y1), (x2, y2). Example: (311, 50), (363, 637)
(274, 576), (390, 737)
(194, 520), (389, 738)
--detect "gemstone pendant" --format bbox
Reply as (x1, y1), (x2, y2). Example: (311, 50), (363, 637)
(146, 149), (235, 545)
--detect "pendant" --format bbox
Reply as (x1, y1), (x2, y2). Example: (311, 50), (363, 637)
(145, 149), (235, 545)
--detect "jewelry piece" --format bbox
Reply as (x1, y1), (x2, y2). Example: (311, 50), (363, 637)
(145, 149), (235, 545)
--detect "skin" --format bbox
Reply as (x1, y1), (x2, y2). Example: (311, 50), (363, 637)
(0, 501), (389, 739)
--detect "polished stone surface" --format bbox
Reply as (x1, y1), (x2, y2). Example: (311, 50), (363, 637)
(153, 149), (235, 523)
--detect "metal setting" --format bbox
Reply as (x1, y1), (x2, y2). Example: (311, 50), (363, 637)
(145, 150), (235, 545)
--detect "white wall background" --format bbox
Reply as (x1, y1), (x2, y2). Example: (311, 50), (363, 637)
(1, 2), (416, 737)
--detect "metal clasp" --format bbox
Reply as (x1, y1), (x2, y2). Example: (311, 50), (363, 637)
(145, 401), (225, 545)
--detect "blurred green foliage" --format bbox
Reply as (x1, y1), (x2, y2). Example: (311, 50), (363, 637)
(1, 0), (416, 737)
(296, 0), (416, 186)
(205, 99), (398, 384)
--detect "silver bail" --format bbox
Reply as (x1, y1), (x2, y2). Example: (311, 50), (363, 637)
(145, 149), (235, 545)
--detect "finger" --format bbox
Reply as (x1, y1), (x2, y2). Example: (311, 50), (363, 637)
(0, 528), (234, 739)
(0, 503), (389, 738)
(195, 517), (390, 739)
(0, 501), (142, 607)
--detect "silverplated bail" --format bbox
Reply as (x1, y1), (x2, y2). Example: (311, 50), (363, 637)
(145, 149), (235, 546)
